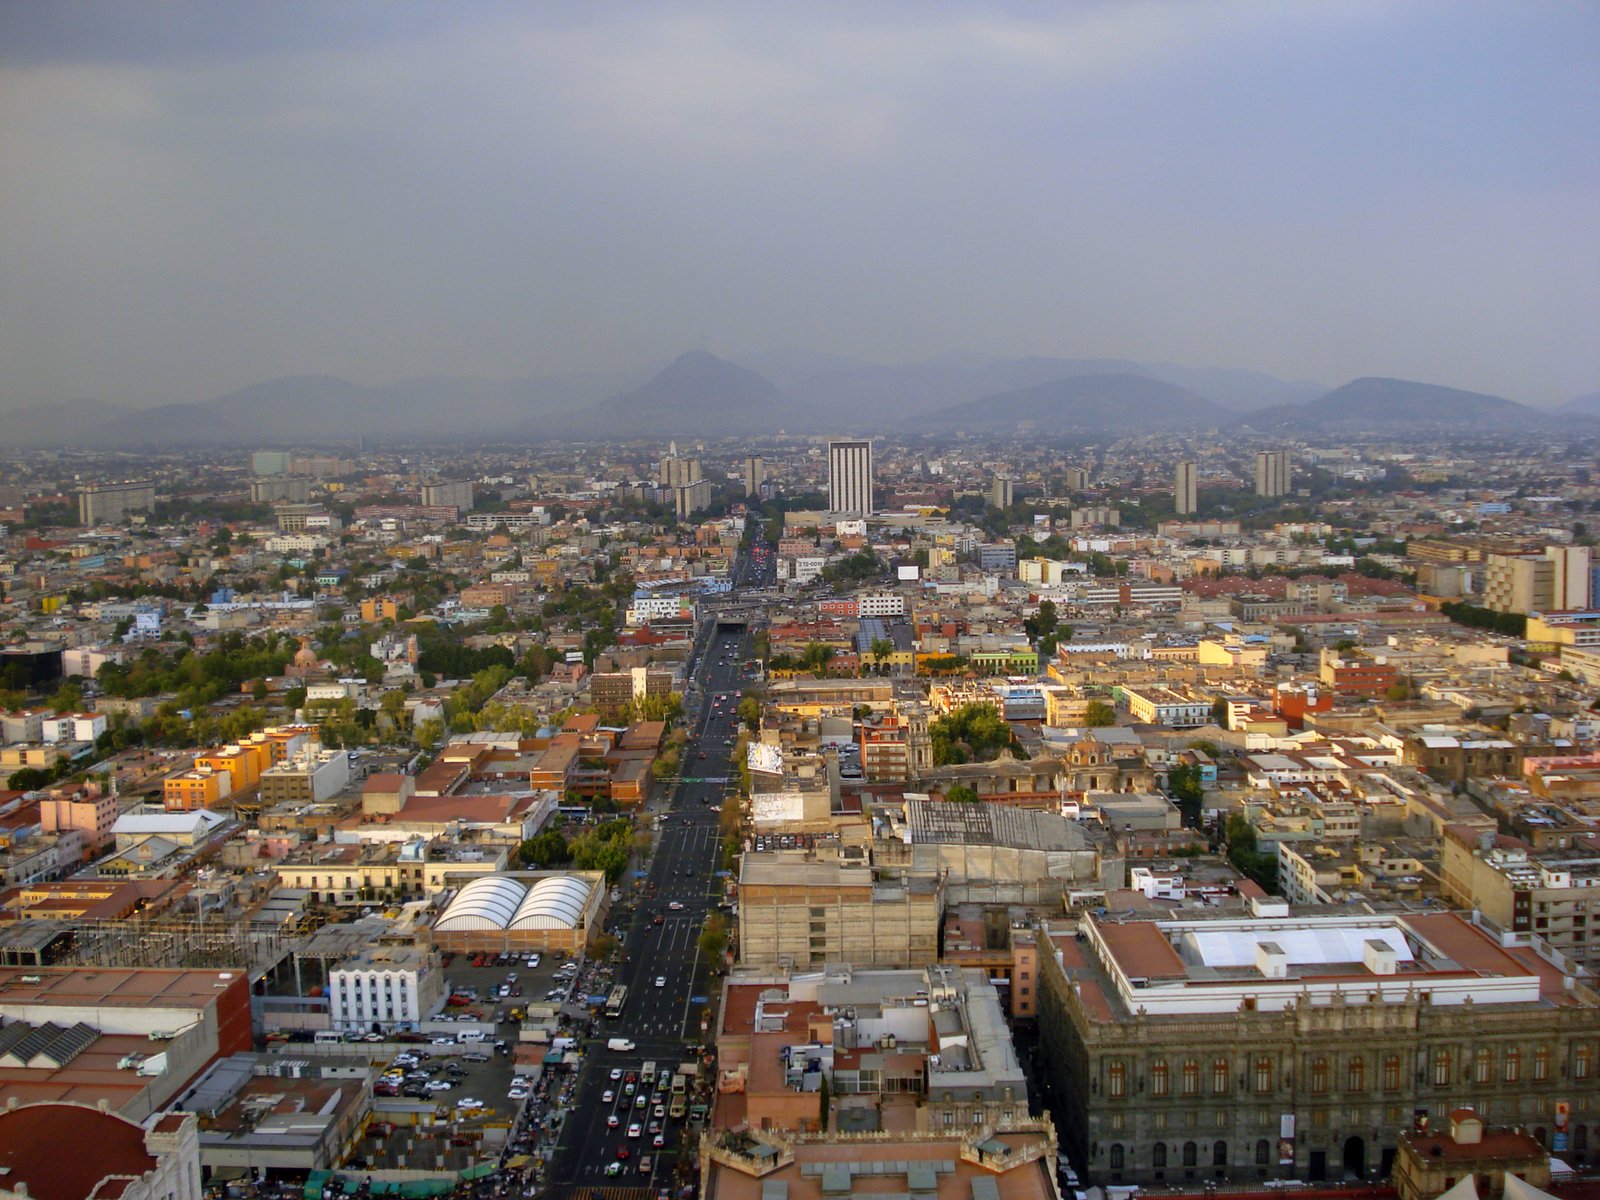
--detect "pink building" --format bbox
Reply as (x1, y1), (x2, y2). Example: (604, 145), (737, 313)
(39, 786), (120, 852)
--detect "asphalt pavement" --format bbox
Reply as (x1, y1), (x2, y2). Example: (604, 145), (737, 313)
(546, 552), (768, 1198)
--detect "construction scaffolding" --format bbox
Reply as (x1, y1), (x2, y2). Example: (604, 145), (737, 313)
(54, 912), (295, 976)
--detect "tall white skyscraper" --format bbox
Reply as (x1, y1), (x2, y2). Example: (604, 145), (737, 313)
(828, 440), (873, 516)
(1174, 461), (1198, 515)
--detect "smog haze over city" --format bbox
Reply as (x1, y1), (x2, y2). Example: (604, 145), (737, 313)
(9, 6), (1600, 1200)
(1, 0), (1597, 416)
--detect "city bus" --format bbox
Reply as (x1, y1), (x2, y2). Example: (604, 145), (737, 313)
(604, 985), (628, 1019)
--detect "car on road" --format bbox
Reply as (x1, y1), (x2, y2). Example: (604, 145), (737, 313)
(652, 914), (663, 925)
(605, 1162), (622, 1177)
(655, 976), (666, 987)
(615, 1146), (630, 1160)
(653, 1133), (666, 1148)
(456, 1098), (484, 1109)
(602, 1089), (615, 1102)
(609, 1069), (622, 1081)
(628, 1122), (642, 1138)
(668, 901), (684, 910)
(607, 1114), (619, 1128)
(424, 1080), (452, 1092)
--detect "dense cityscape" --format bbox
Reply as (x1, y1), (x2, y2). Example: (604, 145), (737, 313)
(3, 5), (1597, 1200)
(0, 421), (1596, 1200)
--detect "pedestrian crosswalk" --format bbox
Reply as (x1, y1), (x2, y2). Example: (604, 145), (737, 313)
(548, 1188), (655, 1200)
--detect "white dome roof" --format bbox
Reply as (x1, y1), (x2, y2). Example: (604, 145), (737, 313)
(435, 876), (526, 931)
(509, 875), (592, 930)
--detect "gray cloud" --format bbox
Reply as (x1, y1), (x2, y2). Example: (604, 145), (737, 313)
(1, 1), (1596, 409)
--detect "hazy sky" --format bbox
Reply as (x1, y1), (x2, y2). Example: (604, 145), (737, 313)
(2, 1), (1596, 409)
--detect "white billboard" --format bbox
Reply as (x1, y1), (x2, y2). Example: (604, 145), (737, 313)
(746, 742), (784, 775)
(897, 564), (921, 581)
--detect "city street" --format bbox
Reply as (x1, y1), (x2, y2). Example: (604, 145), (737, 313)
(545, 537), (768, 1197)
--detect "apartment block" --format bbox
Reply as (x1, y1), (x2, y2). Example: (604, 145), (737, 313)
(1484, 554), (1555, 615)
(1254, 450), (1291, 498)
(1174, 460), (1198, 516)
(78, 481), (156, 525)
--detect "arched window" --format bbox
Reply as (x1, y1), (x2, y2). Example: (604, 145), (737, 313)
(1256, 1140), (1272, 1166)
(1310, 1057), (1330, 1094)
(1152, 1060), (1170, 1097)
(1383, 1054), (1402, 1091)
(1110, 1145), (1125, 1170)
(1183, 1142), (1198, 1167)
(1108, 1061), (1127, 1098)
(1504, 1048), (1520, 1083)
(1433, 1051), (1452, 1087)
(1214, 1141), (1229, 1167)
(1475, 1048), (1492, 1084)
(1154, 1144), (1169, 1169)
(1254, 1056), (1274, 1094)
(1182, 1059), (1200, 1098)
(1212, 1057), (1231, 1095)
(1347, 1056), (1366, 1093)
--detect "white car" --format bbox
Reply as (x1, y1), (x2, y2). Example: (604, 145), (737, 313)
(668, 901), (684, 911)
(424, 1080), (452, 1092)
(609, 1068), (623, 1081)
(456, 1097), (484, 1109)
(602, 1089), (615, 1103)
(627, 1122), (642, 1139)
(654, 976), (666, 988)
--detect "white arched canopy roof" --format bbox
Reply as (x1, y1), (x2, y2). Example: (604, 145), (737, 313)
(509, 875), (592, 930)
(435, 876), (526, 930)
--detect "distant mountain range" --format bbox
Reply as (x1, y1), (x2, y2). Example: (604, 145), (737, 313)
(0, 351), (1591, 446)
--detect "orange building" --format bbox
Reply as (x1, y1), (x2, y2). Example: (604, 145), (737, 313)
(163, 770), (228, 811)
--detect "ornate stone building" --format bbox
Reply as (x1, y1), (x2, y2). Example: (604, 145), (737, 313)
(1037, 905), (1599, 1188)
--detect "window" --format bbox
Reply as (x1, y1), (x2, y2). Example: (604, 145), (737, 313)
(1154, 1144), (1168, 1169)
(1109, 1145), (1125, 1170)
(1256, 1140), (1271, 1166)
(1311, 1057), (1330, 1094)
(1534, 1048), (1550, 1082)
(1254, 1056), (1274, 1094)
(1577, 1046), (1593, 1081)
(1182, 1059), (1200, 1098)
(1504, 1048), (1520, 1083)
(1347, 1056), (1366, 1093)
(1384, 1054), (1402, 1092)
(1433, 1051), (1452, 1087)
(1475, 1048), (1492, 1084)
(1183, 1142), (1198, 1167)
(1213, 1057), (1231, 1095)
(1108, 1061), (1127, 1098)
(1152, 1060), (1170, 1097)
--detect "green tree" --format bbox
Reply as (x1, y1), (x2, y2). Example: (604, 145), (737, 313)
(930, 703), (1020, 765)
(737, 696), (762, 732)
(519, 830), (571, 868)
(946, 784), (980, 803)
(1084, 700), (1117, 727)
(1167, 762), (1205, 828)
(6, 767), (52, 791)
(697, 912), (729, 964)
(1225, 812), (1279, 892)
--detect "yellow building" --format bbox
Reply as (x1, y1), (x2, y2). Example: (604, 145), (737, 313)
(360, 596), (401, 622)
(194, 743), (269, 792)
(1196, 638), (1268, 670)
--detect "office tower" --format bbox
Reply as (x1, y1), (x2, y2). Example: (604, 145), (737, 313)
(991, 475), (1014, 509)
(1062, 467), (1090, 491)
(420, 480), (475, 512)
(1545, 544), (1592, 611)
(1174, 461), (1198, 515)
(1254, 450), (1291, 498)
(658, 442), (702, 489)
(743, 455), (766, 498)
(827, 440), (873, 516)
(1483, 554), (1555, 615)
(252, 450), (291, 476)
(77, 481), (156, 525)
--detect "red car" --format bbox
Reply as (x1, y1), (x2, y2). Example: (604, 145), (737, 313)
(616, 1146), (631, 1161)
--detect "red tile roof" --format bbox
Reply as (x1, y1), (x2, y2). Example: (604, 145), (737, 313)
(0, 1102), (156, 1200)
